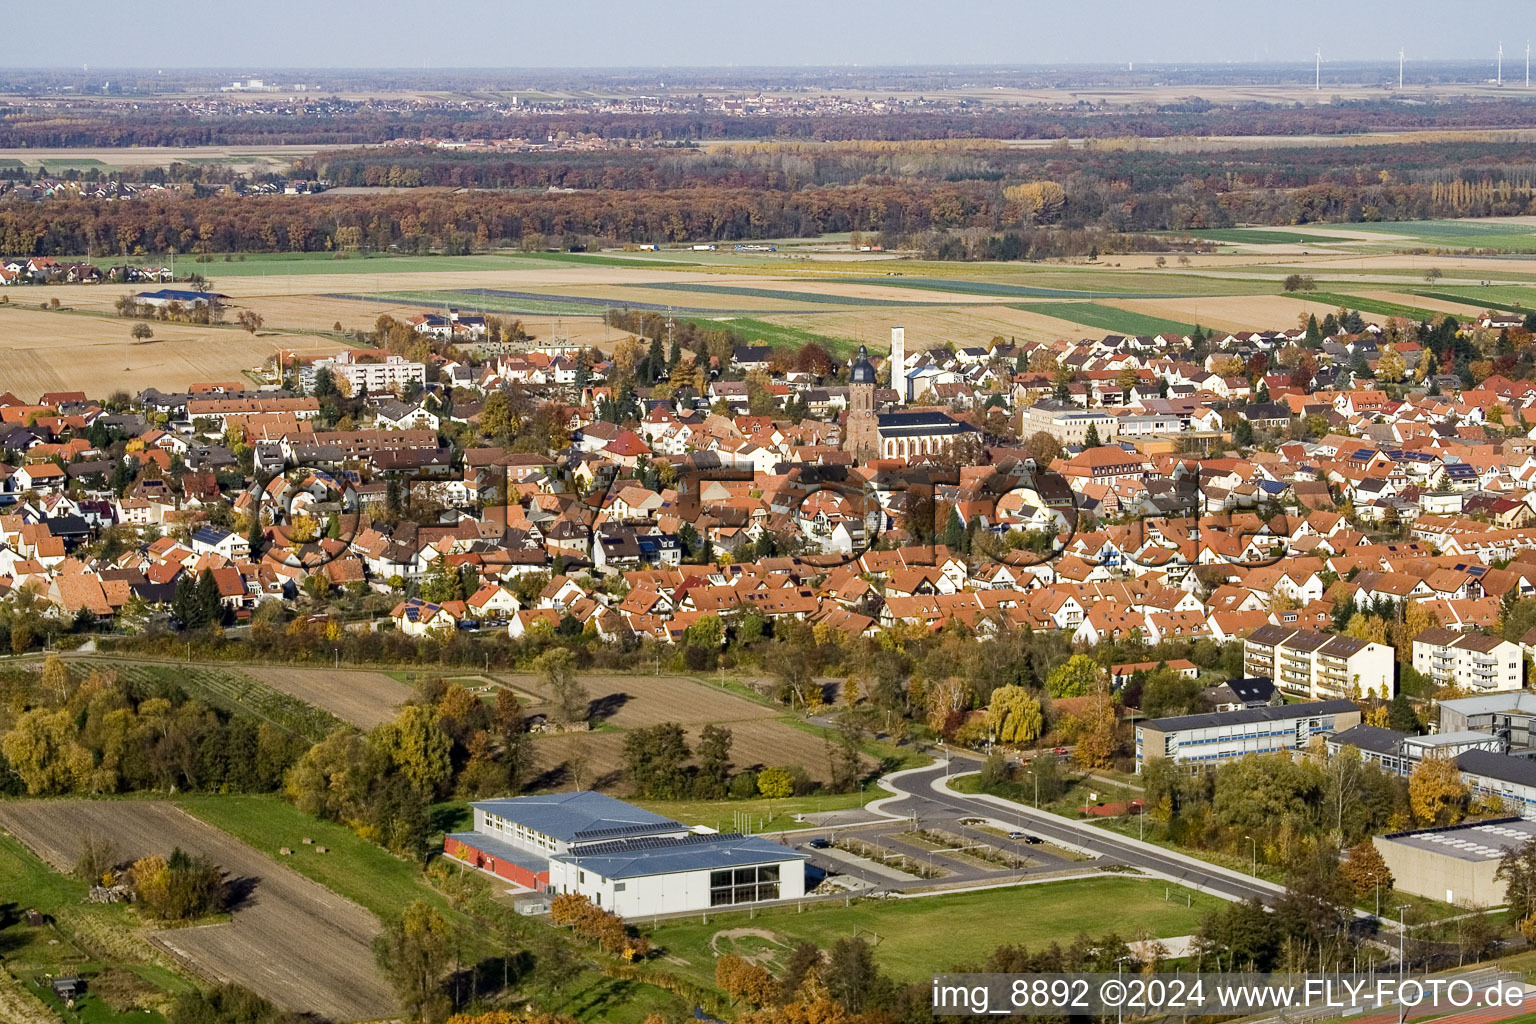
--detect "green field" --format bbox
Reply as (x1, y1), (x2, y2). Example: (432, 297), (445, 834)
(645, 876), (1218, 985)
(1178, 227), (1355, 245)
(1302, 291), (1447, 321)
(1344, 218), (1536, 251)
(1014, 301), (1195, 336)
(1410, 286), (1535, 312)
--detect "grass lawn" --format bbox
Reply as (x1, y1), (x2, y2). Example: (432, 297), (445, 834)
(644, 876), (1219, 986)
(633, 787), (877, 831)
(1013, 301), (1194, 336)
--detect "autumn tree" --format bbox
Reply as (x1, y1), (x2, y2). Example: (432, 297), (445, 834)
(1025, 430), (1062, 466)
(1339, 840), (1394, 904)
(1072, 688), (1119, 770)
(986, 685), (1043, 745)
(757, 766), (795, 799)
(1409, 753), (1467, 826)
(716, 954), (776, 1007)
(373, 900), (454, 1023)
(131, 322), (153, 341)
(1046, 654), (1102, 698)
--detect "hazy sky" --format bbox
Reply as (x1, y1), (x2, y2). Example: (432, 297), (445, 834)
(17, 1), (1536, 69)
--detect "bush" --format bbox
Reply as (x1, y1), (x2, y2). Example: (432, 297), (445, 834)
(728, 770), (759, 799)
(132, 847), (227, 921)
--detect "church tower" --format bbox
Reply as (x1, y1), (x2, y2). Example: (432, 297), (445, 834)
(844, 345), (879, 461)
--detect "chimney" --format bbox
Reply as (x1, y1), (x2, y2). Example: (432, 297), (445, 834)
(890, 327), (906, 404)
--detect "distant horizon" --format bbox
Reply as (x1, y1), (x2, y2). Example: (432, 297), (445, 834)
(8, 1), (1536, 71)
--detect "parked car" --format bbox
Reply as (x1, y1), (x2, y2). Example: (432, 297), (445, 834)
(808, 837), (831, 849)
(1052, 746), (1067, 755)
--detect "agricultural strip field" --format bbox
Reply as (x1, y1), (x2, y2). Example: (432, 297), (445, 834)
(1299, 291), (1447, 321)
(625, 280), (957, 307)
(1333, 218), (1536, 251)
(0, 306), (334, 396)
(844, 276), (1205, 300)
(1410, 286), (1534, 312)
(645, 876), (1219, 986)
(1176, 227), (1356, 246)
(1012, 301), (1195, 336)
(0, 801), (396, 1022)
(89, 660), (342, 742)
(239, 666), (414, 730)
(1103, 294), (1387, 332)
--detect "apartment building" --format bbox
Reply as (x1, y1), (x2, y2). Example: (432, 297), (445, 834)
(1244, 624), (1395, 699)
(304, 352), (427, 395)
(1135, 699), (1361, 772)
(1411, 628), (1523, 693)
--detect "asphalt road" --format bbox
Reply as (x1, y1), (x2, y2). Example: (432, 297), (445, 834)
(874, 760), (1284, 905)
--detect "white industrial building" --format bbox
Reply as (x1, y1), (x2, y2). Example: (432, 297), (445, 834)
(444, 791), (807, 917)
(1412, 628), (1523, 693)
(1134, 699), (1361, 772)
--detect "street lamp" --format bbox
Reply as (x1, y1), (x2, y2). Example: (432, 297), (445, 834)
(1244, 835), (1256, 875)
(1397, 904), (1412, 1024)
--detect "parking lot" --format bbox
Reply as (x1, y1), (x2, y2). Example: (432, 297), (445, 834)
(777, 811), (1098, 892)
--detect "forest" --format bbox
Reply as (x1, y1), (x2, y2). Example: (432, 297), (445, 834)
(11, 133), (1536, 257)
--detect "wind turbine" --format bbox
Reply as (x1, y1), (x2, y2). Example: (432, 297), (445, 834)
(1498, 42), (1504, 86)
(1315, 48), (1322, 92)
(1399, 48), (1404, 89)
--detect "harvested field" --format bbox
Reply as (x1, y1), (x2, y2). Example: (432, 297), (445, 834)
(515, 672), (870, 790)
(0, 800), (395, 1022)
(242, 666), (414, 730)
(0, 306), (333, 396)
(1103, 294), (1387, 332)
(529, 717), (861, 791)
(516, 672), (783, 729)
